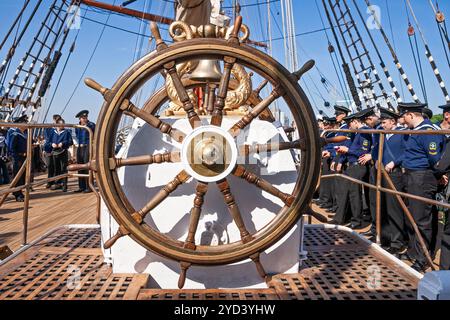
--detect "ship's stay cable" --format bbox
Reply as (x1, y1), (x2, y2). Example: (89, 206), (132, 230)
(0, 0), (44, 80)
(406, 0), (450, 103)
(386, 0), (406, 100)
(363, 0), (420, 103)
(60, 0), (117, 116)
(42, 9), (88, 123)
(315, 0), (350, 106)
(0, 0), (31, 52)
(321, 0), (362, 110)
(403, 1), (428, 103)
(351, 0), (401, 107)
(428, 0), (450, 68)
(0, 6), (24, 90)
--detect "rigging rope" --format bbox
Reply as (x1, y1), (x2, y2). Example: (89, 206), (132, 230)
(406, 0), (450, 103)
(352, 0), (401, 106)
(0, 0), (31, 51)
(428, 0), (450, 68)
(363, 0), (420, 103)
(60, 0), (117, 116)
(42, 8), (88, 123)
(385, 0), (406, 100)
(315, 0), (351, 105)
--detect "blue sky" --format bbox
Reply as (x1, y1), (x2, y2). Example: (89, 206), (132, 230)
(0, 0), (449, 122)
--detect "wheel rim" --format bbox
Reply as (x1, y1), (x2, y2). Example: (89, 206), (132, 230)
(95, 38), (321, 265)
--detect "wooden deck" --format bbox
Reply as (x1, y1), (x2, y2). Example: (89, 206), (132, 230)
(0, 177), (97, 252)
(0, 225), (420, 300)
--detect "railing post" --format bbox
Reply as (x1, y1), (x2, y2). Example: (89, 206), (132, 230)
(22, 128), (34, 246)
(375, 133), (384, 245)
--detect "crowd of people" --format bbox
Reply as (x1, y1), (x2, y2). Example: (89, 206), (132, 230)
(315, 103), (450, 273)
(0, 110), (95, 200)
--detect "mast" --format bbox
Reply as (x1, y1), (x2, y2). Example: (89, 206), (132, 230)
(363, 0), (420, 104)
(406, 0), (450, 103)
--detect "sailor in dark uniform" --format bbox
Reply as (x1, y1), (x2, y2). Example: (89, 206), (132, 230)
(50, 118), (73, 192)
(332, 111), (372, 228)
(318, 116), (338, 209)
(330, 105), (353, 213)
(9, 115), (28, 202)
(378, 108), (408, 255)
(398, 103), (445, 272)
(74, 110), (95, 193)
(435, 103), (450, 270)
(44, 114), (62, 188)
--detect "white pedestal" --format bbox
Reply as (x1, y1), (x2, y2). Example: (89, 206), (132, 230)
(101, 117), (302, 289)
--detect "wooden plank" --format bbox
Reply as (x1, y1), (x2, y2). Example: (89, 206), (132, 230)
(123, 274), (149, 300)
(0, 177), (97, 252)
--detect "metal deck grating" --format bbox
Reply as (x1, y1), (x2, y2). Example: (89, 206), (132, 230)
(0, 227), (148, 300)
(0, 225), (420, 300)
(45, 228), (102, 249)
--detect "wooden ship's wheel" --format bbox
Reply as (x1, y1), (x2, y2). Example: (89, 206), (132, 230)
(83, 17), (321, 288)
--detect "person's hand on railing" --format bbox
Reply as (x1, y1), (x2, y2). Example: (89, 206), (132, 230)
(336, 163), (343, 173)
(358, 154), (372, 165)
(439, 175), (449, 187)
(336, 146), (349, 154)
(330, 161), (336, 172)
(385, 161), (395, 173)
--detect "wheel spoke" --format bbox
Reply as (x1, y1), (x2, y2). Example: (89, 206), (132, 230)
(217, 179), (253, 243)
(164, 61), (201, 128)
(103, 170), (191, 249)
(110, 151), (181, 169)
(137, 170), (191, 220)
(228, 86), (285, 137)
(120, 99), (185, 143)
(211, 56), (236, 127)
(184, 182), (208, 250)
(239, 140), (305, 157)
(233, 165), (295, 207)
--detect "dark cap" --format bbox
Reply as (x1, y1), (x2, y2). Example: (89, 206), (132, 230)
(397, 102), (427, 115)
(422, 108), (433, 119)
(13, 115), (28, 123)
(343, 113), (357, 122)
(334, 105), (351, 115)
(52, 114), (62, 120)
(439, 103), (450, 113)
(379, 108), (399, 120)
(359, 107), (377, 120)
(76, 110), (89, 118)
(323, 116), (337, 124)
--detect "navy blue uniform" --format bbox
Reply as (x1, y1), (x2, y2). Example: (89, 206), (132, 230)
(382, 127), (409, 250)
(51, 129), (73, 190)
(6, 128), (19, 154)
(319, 131), (337, 208)
(75, 121), (95, 191)
(401, 120), (444, 266)
(44, 127), (56, 185)
(10, 130), (27, 199)
(334, 126), (372, 227)
(0, 130), (9, 185)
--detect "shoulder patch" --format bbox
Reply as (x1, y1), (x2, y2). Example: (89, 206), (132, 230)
(429, 142), (438, 155)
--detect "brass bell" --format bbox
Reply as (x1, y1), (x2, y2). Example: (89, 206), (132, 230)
(190, 59), (222, 83)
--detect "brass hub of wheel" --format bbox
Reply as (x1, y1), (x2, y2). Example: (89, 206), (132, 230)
(182, 125), (237, 183)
